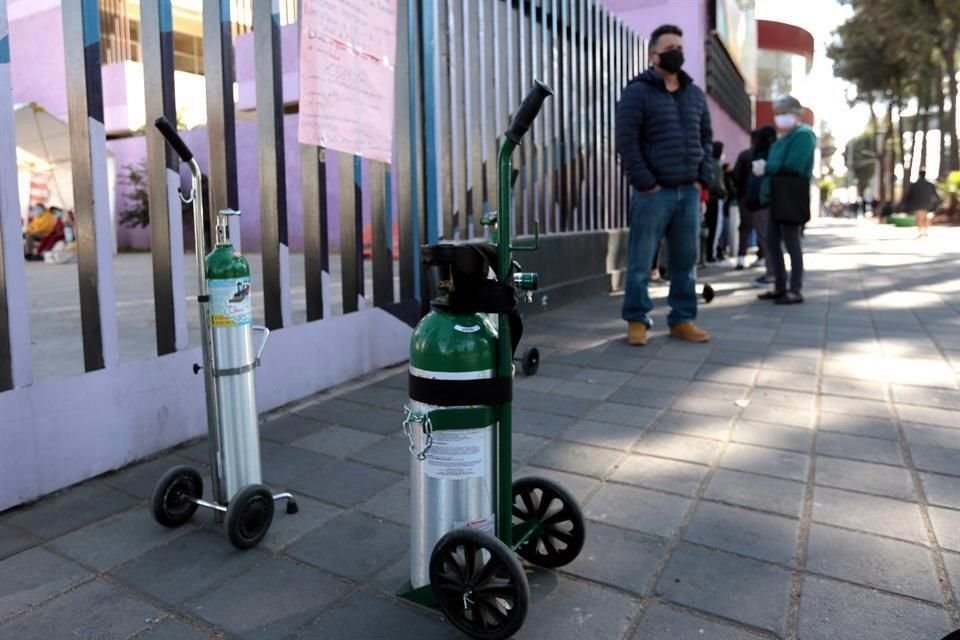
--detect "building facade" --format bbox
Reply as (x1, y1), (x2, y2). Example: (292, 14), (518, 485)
(756, 19), (815, 128)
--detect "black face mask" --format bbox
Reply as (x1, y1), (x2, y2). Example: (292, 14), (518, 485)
(657, 49), (684, 74)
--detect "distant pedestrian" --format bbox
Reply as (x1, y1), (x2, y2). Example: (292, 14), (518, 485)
(739, 126), (778, 283)
(901, 170), (940, 237)
(754, 95), (816, 305)
(704, 141), (727, 262)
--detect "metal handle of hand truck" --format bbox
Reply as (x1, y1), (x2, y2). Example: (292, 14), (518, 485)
(505, 79), (553, 144)
(252, 325), (270, 366)
(154, 116), (194, 163)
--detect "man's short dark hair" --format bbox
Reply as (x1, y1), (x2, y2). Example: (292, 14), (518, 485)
(650, 24), (683, 52)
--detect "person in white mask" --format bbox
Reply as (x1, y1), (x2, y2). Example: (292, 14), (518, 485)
(751, 96), (816, 305)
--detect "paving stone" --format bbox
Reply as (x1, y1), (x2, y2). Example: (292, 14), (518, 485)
(296, 398), (401, 434)
(893, 384), (960, 410)
(285, 512), (407, 581)
(632, 603), (768, 639)
(920, 473), (960, 510)
(100, 454), (198, 500)
(513, 389), (599, 417)
(655, 543), (791, 635)
(732, 421), (812, 453)
(820, 395), (891, 419)
(2, 483), (139, 540)
(137, 618), (216, 639)
(515, 373), (566, 393)
(260, 413), (331, 444)
(348, 434), (411, 474)
(590, 353), (652, 373)
(529, 441), (623, 478)
(359, 479), (409, 527)
(585, 484), (690, 538)
(288, 459), (402, 508)
(562, 420), (643, 451)
(696, 364), (758, 386)
(657, 341), (712, 363)
(755, 369), (818, 393)
(537, 361), (589, 379)
(811, 486), (927, 544)
(242, 495), (340, 554)
(740, 403), (814, 428)
(551, 379), (621, 401)
(929, 506), (960, 552)
(707, 349), (764, 369)
(177, 439), (211, 464)
(564, 522), (667, 595)
(642, 357), (702, 379)
(277, 590), (452, 640)
(654, 411), (733, 441)
(607, 386), (679, 409)
(0, 579), (163, 640)
(624, 373), (694, 392)
(513, 408), (578, 438)
(761, 355), (819, 375)
(820, 377), (887, 401)
(512, 569), (639, 640)
(684, 380), (751, 401)
(632, 432), (722, 465)
(910, 443), (960, 476)
(815, 457), (914, 500)
(291, 426), (384, 459)
(797, 575), (952, 640)
(514, 466), (600, 505)
(903, 423), (960, 450)
(573, 367), (635, 386)
(683, 502), (798, 564)
(0, 546), (92, 619)
(818, 411), (899, 440)
(611, 455), (709, 497)
(0, 524), (38, 561)
(670, 395), (741, 419)
(805, 523), (942, 602)
(816, 432), (904, 466)
(110, 530), (265, 604)
(704, 469), (806, 518)
(583, 402), (661, 428)
(944, 552), (960, 603)
(720, 443), (809, 481)
(260, 445), (336, 486)
(50, 507), (197, 571)
(189, 556), (352, 639)
(511, 432), (551, 462)
(340, 384), (410, 410)
(752, 388), (817, 410)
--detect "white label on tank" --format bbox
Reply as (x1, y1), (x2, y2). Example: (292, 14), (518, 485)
(425, 428), (487, 479)
(208, 277), (253, 327)
(453, 324), (480, 333)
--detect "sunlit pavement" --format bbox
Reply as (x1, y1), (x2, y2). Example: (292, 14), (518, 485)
(1, 217), (958, 639)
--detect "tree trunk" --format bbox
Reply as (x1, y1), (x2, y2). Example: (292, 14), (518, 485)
(946, 35), (959, 173)
(870, 103), (885, 203)
(895, 99), (906, 193)
(916, 77), (930, 174)
(938, 72), (949, 179)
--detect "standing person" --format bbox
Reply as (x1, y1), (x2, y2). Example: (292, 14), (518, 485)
(720, 161), (737, 260)
(754, 96), (816, 305)
(901, 170), (940, 237)
(615, 23), (713, 345)
(742, 126), (778, 284)
(732, 134), (757, 269)
(704, 141), (726, 263)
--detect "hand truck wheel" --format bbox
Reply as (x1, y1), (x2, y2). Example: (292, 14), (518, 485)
(511, 476), (586, 568)
(151, 465), (203, 528)
(225, 484), (275, 550)
(429, 527), (529, 640)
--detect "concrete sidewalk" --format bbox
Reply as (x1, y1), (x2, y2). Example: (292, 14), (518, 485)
(1, 218), (959, 639)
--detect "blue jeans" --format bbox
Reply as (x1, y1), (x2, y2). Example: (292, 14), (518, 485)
(622, 185), (700, 328)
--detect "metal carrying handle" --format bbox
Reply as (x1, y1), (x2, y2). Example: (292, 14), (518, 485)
(252, 325), (270, 366)
(154, 116), (194, 163)
(402, 405), (433, 461)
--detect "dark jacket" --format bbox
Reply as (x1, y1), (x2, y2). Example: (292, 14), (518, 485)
(615, 68), (713, 192)
(901, 178), (940, 212)
(732, 148), (753, 202)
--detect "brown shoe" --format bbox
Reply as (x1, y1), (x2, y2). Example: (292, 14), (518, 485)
(627, 322), (648, 346)
(669, 322), (710, 343)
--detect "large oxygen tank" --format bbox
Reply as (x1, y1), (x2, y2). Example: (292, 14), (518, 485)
(407, 309), (499, 590)
(205, 221), (262, 502)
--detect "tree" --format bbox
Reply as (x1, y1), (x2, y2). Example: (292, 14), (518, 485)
(117, 162), (150, 228)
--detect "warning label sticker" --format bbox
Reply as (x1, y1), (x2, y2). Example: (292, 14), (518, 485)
(424, 428), (487, 479)
(209, 278), (253, 327)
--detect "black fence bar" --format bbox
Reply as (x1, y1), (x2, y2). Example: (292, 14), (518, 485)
(396, 0), (421, 302)
(62, 0), (118, 372)
(141, 0), (185, 355)
(371, 161), (392, 307)
(301, 145), (328, 322)
(518, 0), (530, 235)
(339, 153), (359, 313)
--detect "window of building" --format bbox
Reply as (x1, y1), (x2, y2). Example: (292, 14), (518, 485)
(757, 50), (809, 102)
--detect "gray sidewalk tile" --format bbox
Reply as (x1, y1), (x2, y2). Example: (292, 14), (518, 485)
(261, 413), (330, 444)
(536, 361), (588, 379)
(732, 421), (812, 453)
(740, 403), (814, 429)
(291, 426), (384, 459)
(683, 502), (798, 564)
(607, 386), (679, 409)
(761, 355), (820, 375)
(0, 524), (38, 561)
(818, 411), (899, 440)
(49, 507), (196, 571)
(529, 441), (623, 478)
(920, 473), (960, 510)
(820, 394), (892, 419)
(816, 432), (904, 466)
(513, 408), (578, 438)
(359, 479), (409, 527)
(805, 523), (943, 602)
(514, 389), (599, 417)
(562, 420), (644, 451)
(811, 486), (927, 544)
(720, 443), (810, 482)
(696, 364), (758, 386)
(108, 529), (265, 604)
(588, 353), (650, 373)
(0, 579), (163, 640)
(260, 445), (336, 486)
(285, 512), (407, 581)
(928, 506), (960, 552)
(288, 459), (402, 508)
(821, 377), (888, 400)
(755, 368), (818, 393)
(944, 552), (960, 603)
(895, 403), (957, 428)
(513, 466), (600, 505)
(348, 434), (411, 474)
(297, 398), (400, 434)
(750, 388), (817, 410)
(100, 454), (198, 500)
(624, 372), (694, 392)
(655, 543), (791, 635)
(611, 454), (709, 497)
(815, 457), (914, 500)
(684, 380), (751, 401)
(654, 411), (733, 441)
(657, 341), (713, 363)
(138, 618), (216, 639)
(340, 384), (409, 410)
(641, 357), (702, 379)
(797, 575), (952, 640)
(670, 395), (742, 419)
(515, 373), (566, 393)
(511, 432), (551, 461)
(632, 603), (768, 639)
(632, 432), (722, 465)
(0, 547), (91, 619)
(188, 556), (351, 639)
(903, 423), (960, 450)
(551, 379), (621, 401)
(706, 349), (763, 368)
(2, 484), (138, 540)
(909, 443), (960, 476)
(703, 469), (806, 518)
(574, 367), (634, 386)
(301, 591), (453, 640)
(585, 484), (691, 538)
(564, 522), (667, 595)
(584, 402), (661, 428)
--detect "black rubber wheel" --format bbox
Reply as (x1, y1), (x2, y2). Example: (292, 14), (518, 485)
(521, 347), (540, 376)
(225, 484), (274, 550)
(702, 283), (715, 303)
(511, 476), (586, 569)
(151, 465), (202, 528)
(429, 528), (529, 640)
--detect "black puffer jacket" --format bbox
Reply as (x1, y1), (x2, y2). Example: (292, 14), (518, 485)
(615, 68), (713, 192)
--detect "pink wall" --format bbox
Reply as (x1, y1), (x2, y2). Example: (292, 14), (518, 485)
(9, 5), (67, 119)
(708, 95), (750, 164)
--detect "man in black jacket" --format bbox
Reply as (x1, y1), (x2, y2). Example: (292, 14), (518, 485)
(615, 24), (713, 346)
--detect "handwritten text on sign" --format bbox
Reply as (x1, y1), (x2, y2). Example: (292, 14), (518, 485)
(298, 0), (397, 163)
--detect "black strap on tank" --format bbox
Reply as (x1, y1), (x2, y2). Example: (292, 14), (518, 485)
(408, 374), (513, 406)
